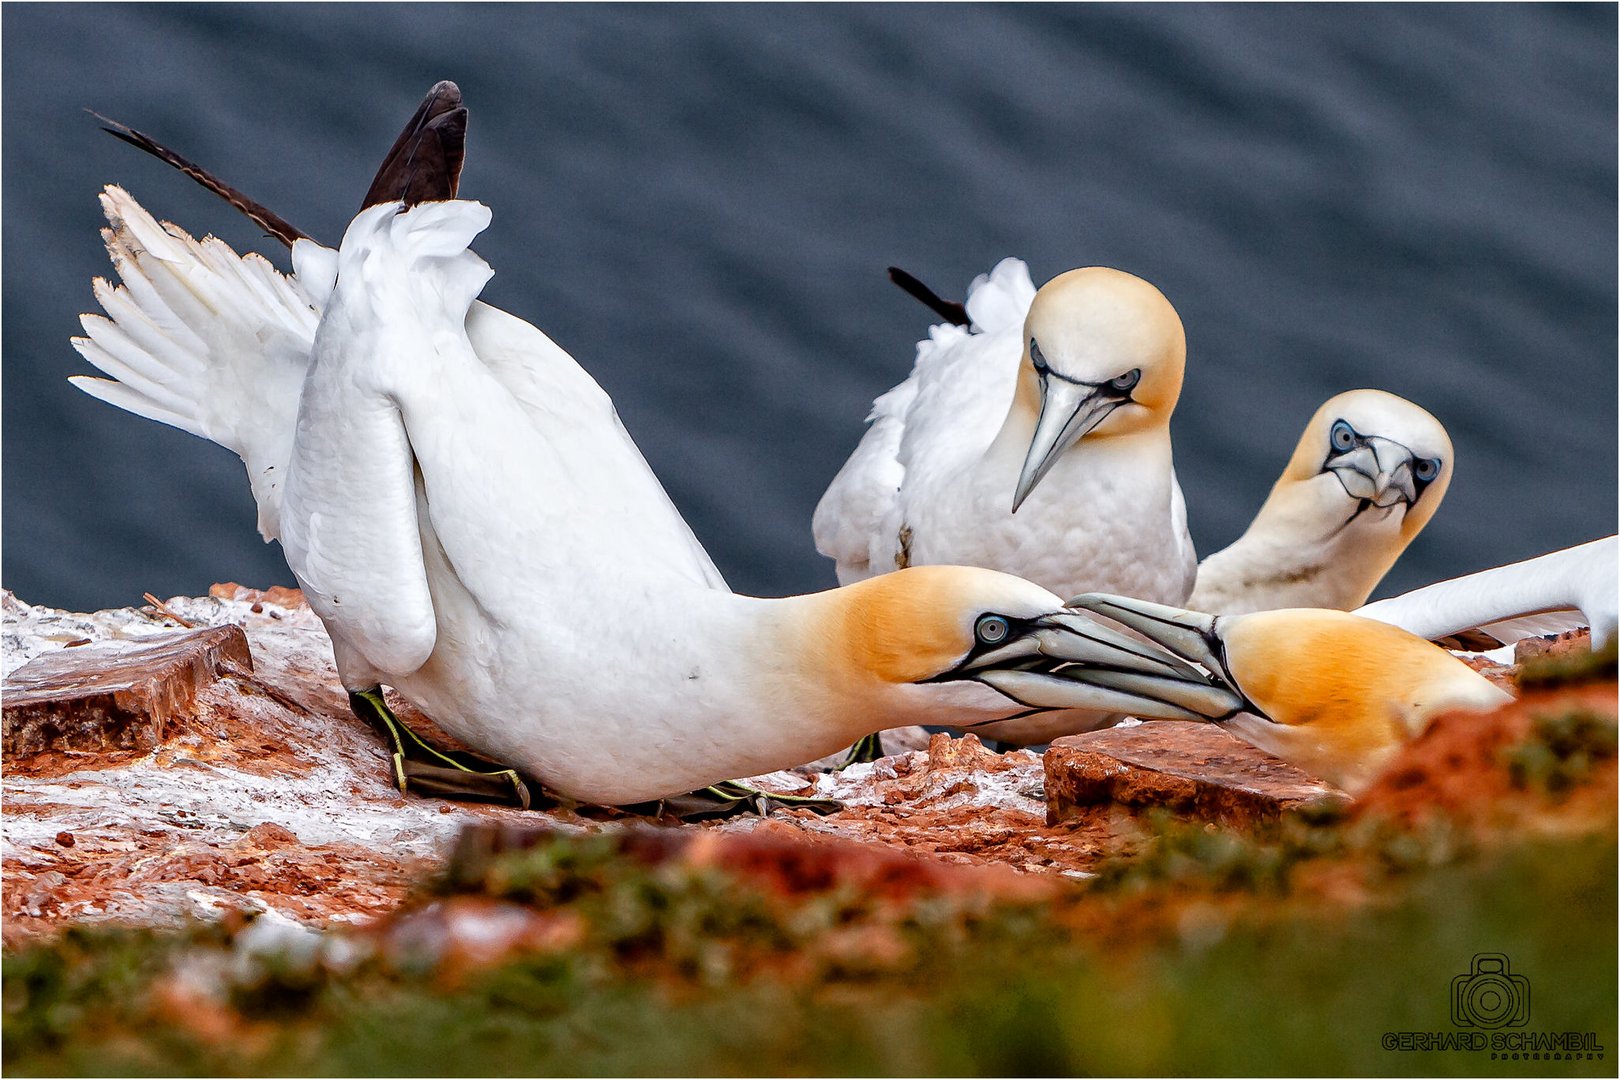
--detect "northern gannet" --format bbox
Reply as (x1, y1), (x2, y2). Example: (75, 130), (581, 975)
(813, 258), (1198, 605)
(1059, 534), (1616, 792)
(1189, 389), (1454, 615)
(1063, 595), (1511, 793)
(71, 188), (1242, 806)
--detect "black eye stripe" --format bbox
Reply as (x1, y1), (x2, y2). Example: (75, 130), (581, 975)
(1027, 351), (1140, 398)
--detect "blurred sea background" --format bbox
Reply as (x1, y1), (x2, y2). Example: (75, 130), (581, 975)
(3, 4), (1615, 613)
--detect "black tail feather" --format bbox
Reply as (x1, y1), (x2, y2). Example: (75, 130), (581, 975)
(361, 80), (467, 209)
(89, 110), (311, 248)
(887, 266), (970, 327)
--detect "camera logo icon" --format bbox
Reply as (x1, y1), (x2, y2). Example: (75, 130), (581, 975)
(1452, 953), (1530, 1029)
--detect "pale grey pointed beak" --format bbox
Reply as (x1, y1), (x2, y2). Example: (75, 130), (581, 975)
(949, 606), (1248, 722)
(1012, 380), (1123, 513)
(1058, 592), (1256, 721)
(1329, 439), (1416, 508)
(1369, 438), (1417, 506)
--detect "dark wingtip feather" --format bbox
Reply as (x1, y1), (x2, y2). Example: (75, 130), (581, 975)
(88, 108), (311, 249)
(362, 80), (468, 209)
(887, 266), (970, 327)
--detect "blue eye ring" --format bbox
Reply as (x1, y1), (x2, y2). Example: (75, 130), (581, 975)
(1029, 340), (1049, 374)
(1330, 419), (1357, 452)
(975, 615), (1011, 646)
(1414, 457), (1441, 483)
(1109, 368), (1141, 394)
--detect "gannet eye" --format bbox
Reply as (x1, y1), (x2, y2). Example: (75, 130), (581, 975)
(1108, 369), (1141, 394)
(1414, 457), (1441, 483)
(1030, 340), (1049, 374)
(1330, 420), (1357, 452)
(975, 615), (1011, 645)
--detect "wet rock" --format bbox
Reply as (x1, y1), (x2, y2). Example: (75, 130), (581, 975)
(3, 624), (252, 757)
(1044, 722), (1343, 828)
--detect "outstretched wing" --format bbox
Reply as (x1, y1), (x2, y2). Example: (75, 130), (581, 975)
(73, 187), (729, 596)
(1355, 537), (1618, 649)
(71, 185), (317, 541)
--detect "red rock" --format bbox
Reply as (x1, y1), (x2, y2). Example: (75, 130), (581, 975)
(1354, 680), (1617, 831)
(1044, 722), (1342, 827)
(3, 624), (252, 758)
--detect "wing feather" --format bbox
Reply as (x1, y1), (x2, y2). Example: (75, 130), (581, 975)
(1356, 537), (1618, 648)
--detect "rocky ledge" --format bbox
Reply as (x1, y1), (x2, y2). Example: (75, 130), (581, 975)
(2, 585), (1611, 946)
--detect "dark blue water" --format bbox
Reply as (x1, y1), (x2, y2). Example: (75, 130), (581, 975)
(4, 4), (1615, 613)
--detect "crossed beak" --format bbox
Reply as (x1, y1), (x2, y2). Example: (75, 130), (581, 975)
(951, 601), (1249, 722)
(1012, 380), (1124, 513)
(1328, 438), (1418, 508)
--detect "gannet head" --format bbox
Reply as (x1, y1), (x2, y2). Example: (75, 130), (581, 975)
(1064, 594), (1512, 793)
(1282, 389), (1453, 542)
(805, 566), (1245, 732)
(1011, 267), (1185, 511)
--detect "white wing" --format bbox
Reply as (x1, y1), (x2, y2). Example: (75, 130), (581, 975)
(71, 185), (317, 541)
(70, 187), (726, 592)
(812, 258), (1035, 583)
(1355, 537), (1618, 648)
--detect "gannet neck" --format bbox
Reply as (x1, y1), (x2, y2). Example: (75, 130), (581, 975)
(1190, 473), (1410, 614)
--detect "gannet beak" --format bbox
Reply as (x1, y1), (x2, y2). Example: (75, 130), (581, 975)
(1058, 593), (1259, 720)
(1012, 380), (1124, 512)
(1328, 437), (1418, 508)
(944, 607), (1248, 722)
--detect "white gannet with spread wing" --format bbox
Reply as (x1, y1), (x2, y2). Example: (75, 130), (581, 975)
(73, 186), (1245, 805)
(1190, 389), (1454, 615)
(814, 258), (1198, 606)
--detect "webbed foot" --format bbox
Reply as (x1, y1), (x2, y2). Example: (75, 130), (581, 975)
(837, 732), (887, 768)
(349, 688), (534, 810)
(623, 780), (843, 822)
